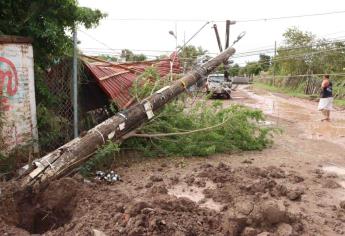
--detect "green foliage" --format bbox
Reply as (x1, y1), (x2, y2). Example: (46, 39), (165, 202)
(273, 27), (345, 75)
(254, 78), (345, 107)
(248, 27), (345, 101)
(258, 54), (271, 72)
(36, 104), (70, 151)
(98, 55), (118, 62)
(178, 45), (208, 71)
(79, 141), (119, 176)
(253, 81), (309, 99)
(235, 54), (271, 77)
(229, 64), (240, 76)
(283, 27), (315, 47)
(0, 0), (106, 153)
(123, 101), (273, 157)
(121, 49), (147, 62)
(240, 62), (262, 76)
(0, 0), (105, 69)
(126, 65), (273, 158)
(131, 67), (164, 101)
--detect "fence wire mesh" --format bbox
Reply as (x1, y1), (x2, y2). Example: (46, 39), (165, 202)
(43, 59), (75, 151)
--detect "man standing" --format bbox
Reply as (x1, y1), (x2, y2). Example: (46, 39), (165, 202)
(318, 74), (333, 121)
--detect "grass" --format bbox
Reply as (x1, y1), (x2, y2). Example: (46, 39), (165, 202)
(334, 99), (345, 107)
(253, 81), (345, 108)
(253, 81), (309, 98)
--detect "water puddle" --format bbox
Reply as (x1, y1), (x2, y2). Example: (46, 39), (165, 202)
(238, 86), (345, 148)
(323, 165), (345, 193)
(323, 165), (345, 176)
(168, 181), (223, 211)
(243, 90), (275, 115)
(339, 181), (345, 189)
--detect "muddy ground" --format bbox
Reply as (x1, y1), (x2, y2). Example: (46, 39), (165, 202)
(1, 85), (345, 236)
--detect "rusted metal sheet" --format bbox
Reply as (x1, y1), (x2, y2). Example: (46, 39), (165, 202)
(0, 36), (38, 153)
(83, 53), (181, 109)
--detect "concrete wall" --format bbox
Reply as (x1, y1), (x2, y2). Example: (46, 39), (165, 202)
(0, 36), (38, 153)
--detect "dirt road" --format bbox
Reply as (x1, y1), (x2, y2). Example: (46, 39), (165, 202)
(1, 85), (345, 235)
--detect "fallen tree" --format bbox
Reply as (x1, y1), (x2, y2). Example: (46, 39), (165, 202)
(19, 47), (236, 190)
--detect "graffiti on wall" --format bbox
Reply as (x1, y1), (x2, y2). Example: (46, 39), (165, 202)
(0, 57), (19, 111)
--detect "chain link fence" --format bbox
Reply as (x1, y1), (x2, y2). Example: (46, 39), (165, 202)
(41, 59), (75, 151)
(41, 58), (111, 153)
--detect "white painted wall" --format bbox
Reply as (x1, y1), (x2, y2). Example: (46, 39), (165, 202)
(0, 42), (38, 153)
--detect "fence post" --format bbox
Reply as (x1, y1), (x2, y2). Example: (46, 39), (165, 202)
(73, 28), (78, 138)
(273, 41), (277, 86)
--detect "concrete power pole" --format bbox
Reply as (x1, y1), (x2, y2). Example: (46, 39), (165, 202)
(20, 47), (236, 189)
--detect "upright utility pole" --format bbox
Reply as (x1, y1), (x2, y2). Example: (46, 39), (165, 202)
(225, 20), (230, 49)
(273, 40), (277, 86)
(73, 28), (78, 138)
(212, 24), (223, 52)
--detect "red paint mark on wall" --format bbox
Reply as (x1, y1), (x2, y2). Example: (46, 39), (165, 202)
(0, 57), (19, 111)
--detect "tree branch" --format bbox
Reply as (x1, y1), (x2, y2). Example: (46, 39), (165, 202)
(129, 116), (230, 138)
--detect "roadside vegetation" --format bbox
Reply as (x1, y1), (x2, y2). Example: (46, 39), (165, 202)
(254, 80), (345, 107)
(233, 27), (345, 107)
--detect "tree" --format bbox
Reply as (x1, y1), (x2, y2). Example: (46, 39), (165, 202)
(274, 27), (315, 75)
(178, 45), (208, 71)
(98, 55), (118, 62)
(132, 54), (147, 62)
(283, 27), (315, 47)
(229, 64), (240, 76)
(242, 62), (262, 76)
(258, 54), (271, 72)
(0, 0), (106, 69)
(0, 1), (106, 153)
(121, 49), (147, 61)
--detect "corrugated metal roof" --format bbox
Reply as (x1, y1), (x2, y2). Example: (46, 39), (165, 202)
(83, 53), (181, 109)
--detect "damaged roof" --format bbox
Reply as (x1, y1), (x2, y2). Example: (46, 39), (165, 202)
(83, 53), (181, 109)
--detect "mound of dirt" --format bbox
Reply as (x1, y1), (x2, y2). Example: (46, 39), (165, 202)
(0, 163), (308, 235)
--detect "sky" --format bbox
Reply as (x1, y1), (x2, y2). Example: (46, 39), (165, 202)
(78, 0), (345, 66)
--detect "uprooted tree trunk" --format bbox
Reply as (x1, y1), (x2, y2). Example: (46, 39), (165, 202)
(19, 47), (236, 190)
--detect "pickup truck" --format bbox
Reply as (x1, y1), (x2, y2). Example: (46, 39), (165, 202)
(206, 74), (232, 99)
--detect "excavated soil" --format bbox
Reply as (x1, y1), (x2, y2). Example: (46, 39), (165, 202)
(1, 164), (308, 236)
(0, 86), (345, 235)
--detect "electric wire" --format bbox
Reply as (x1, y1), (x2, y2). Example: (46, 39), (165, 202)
(104, 10), (345, 23)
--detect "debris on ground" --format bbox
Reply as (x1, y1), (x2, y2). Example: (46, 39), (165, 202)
(0, 163), (311, 235)
(95, 170), (121, 183)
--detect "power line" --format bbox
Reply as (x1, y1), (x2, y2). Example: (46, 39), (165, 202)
(262, 72), (345, 78)
(233, 46), (345, 61)
(79, 27), (345, 63)
(81, 44), (345, 62)
(104, 10), (345, 23)
(237, 10), (345, 23)
(79, 30), (121, 55)
(81, 35), (345, 56)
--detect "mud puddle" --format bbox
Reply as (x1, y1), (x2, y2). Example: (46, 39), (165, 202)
(323, 164), (345, 199)
(323, 165), (345, 176)
(238, 86), (345, 148)
(168, 181), (224, 211)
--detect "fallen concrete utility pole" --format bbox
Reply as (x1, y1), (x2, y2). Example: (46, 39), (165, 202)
(19, 47), (236, 189)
